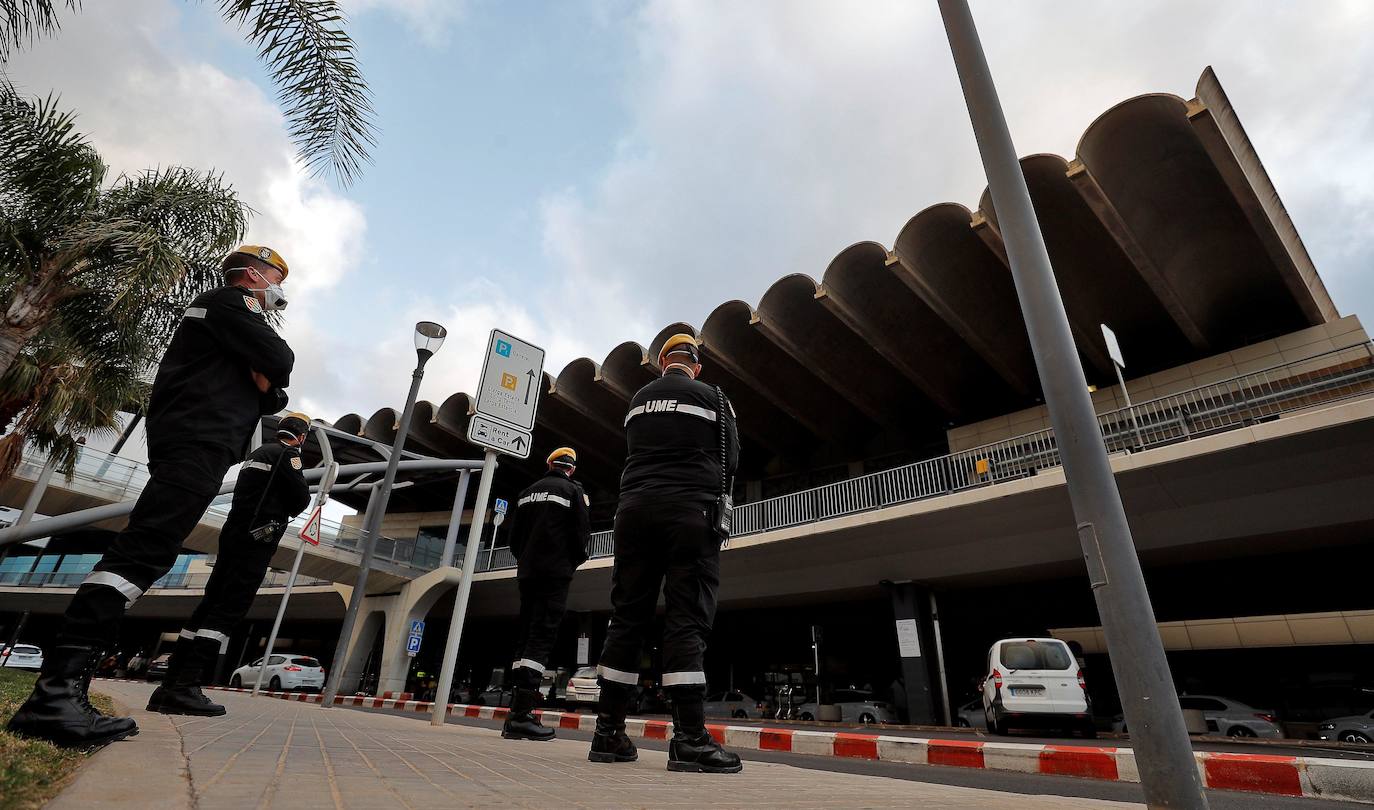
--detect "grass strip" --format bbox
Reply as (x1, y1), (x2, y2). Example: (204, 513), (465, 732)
(1, 667), (116, 810)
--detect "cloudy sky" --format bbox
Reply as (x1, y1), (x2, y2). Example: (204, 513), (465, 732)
(6, 0), (1373, 423)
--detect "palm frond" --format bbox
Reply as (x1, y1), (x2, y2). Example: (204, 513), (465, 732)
(0, 0), (77, 62)
(217, 0), (377, 186)
(0, 80), (104, 272)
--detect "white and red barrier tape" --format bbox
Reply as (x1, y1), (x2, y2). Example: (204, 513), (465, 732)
(94, 681), (1373, 804)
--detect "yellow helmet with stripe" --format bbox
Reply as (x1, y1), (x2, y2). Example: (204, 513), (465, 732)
(547, 447), (577, 468)
(658, 333), (700, 368)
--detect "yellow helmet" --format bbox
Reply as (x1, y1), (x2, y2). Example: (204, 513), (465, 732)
(547, 447), (577, 467)
(227, 245), (290, 279)
(658, 333), (700, 367)
(278, 412), (311, 437)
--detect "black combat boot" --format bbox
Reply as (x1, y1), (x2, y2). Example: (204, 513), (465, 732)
(667, 689), (742, 774)
(147, 637), (225, 716)
(6, 645), (140, 749)
(588, 681), (638, 763)
(502, 686), (555, 741)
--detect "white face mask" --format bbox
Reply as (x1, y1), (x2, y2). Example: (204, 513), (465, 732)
(259, 281), (289, 311)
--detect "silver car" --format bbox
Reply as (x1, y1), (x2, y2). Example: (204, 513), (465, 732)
(956, 698), (988, 730)
(797, 689), (898, 725)
(1114, 694), (1282, 738)
(704, 691), (759, 720)
(1318, 710), (1374, 744)
(0, 644), (42, 670)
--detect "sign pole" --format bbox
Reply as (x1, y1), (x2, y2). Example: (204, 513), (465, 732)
(938, 2), (1207, 805)
(254, 429), (336, 696)
(430, 449), (499, 725)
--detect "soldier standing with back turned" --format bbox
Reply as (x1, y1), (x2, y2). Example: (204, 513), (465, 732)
(589, 333), (742, 773)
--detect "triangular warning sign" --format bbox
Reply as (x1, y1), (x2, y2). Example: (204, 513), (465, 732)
(299, 505), (323, 546)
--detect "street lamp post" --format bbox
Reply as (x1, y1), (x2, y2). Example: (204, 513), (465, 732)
(935, 2), (1208, 807)
(322, 321), (447, 707)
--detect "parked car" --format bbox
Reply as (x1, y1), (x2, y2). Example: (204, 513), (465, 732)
(796, 689), (898, 724)
(955, 698), (988, 730)
(1111, 695), (1283, 738)
(477, 666), (556, 706)
(564, 666), (600, 707)
(230, 654), (325, 692)
(1318, 710), (1374, 744)
(145, 653), (172, 681)
(0, 644), (42, 670)
(981, 637), (1093, 737)
(704, 691), (760, 720)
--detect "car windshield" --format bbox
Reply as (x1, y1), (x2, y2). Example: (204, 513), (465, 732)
(13, 645), (39, 654)
(574, 667), (597, 679)
(999, 641), (1073, 671)
(292, 657), (320, 667)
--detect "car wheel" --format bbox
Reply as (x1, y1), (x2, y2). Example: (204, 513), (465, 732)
(859, 713), (876, 725)
(732, 709), (747, 719)
(230, 675), (242, 688)
(1227, 726), (1258, 738)
(800, 712), (814, 722)
(269, 676), (282, 691)
(1339, 731), (1372, 744)
(1077, 722), (1098, 739)
(956, 717), (970, 728)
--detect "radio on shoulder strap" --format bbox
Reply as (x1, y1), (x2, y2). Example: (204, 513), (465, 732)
(713, 385), (733, 548)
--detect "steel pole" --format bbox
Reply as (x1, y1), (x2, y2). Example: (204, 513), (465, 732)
(1115, 363), (1145, 450)
(322, 355), (429, 706)
(17, 452), (58, 528)
(439, 471), (472, 568)
(431, 449), (499, 725)
(936, 2), (1206, 806)
(928, 591), (952, 726)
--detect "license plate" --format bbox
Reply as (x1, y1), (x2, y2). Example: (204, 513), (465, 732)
(1010, 686), (1044, 696)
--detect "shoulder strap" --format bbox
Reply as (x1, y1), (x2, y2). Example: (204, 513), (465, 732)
(248, 445), (287, 526)
(715, 385), (728, 497)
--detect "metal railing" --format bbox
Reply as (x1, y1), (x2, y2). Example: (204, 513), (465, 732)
(476, 342), (1374, 572)
(1, 569), (335, 590)
(11, 446), (424, 571)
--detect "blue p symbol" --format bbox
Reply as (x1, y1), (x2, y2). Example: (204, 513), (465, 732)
(496, 340), (512, 357)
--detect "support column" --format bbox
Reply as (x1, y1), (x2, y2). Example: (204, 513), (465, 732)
(884, 580), (936, 725)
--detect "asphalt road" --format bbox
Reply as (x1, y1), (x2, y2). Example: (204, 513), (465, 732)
(361, 704), (1371, 809)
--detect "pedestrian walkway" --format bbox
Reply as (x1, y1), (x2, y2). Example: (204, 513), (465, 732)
(59, 681), (1141, 809)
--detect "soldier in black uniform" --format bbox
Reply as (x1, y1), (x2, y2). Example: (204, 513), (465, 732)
(502, 447), (591, 741)
(589, 333), (742, 773)
(147, 413), (313, 717)
(8, 245), (295, 748)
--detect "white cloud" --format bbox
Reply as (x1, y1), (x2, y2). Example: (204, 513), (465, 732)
(539, 0), (1374, 334)
(345, 0), (467, 46)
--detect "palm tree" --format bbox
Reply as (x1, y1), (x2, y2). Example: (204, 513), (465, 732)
(0, 0), (377, 185)
(0, 83), (250, 478)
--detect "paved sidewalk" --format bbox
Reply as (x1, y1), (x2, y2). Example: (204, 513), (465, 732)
(58, 681), (1143, 809)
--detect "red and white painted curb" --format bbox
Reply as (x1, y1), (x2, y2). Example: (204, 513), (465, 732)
(181, 685), (1374, 804)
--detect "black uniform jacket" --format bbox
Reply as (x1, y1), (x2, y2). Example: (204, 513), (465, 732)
(509, 471), (592, 580)
(223, 441), (311, 538)
(618, 368), (739, 510)
(147, 285), (295, 458)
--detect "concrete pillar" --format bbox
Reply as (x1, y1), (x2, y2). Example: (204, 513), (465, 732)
(884, 580), (937, 725)
(340, 605), (392, 695)
(374, 566), (464, 696)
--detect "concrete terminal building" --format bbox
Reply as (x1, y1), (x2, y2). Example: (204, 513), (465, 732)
(4, 68), (1373, 733)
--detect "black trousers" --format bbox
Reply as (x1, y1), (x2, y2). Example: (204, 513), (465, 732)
(598, 502), (719, 695)
(60, 444), (239, 646)
(181, 522), (282, 653)
(512, 576), (570, 689)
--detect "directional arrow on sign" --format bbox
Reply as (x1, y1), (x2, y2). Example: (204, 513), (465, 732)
(512, 434), (527, 451)
(524, 368), (537, 405)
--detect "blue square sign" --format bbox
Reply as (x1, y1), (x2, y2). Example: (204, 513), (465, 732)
(495, 339), (512, 357)
(406, 635), (422, 654)
(410, 620), (425, 636)
(494, 498), (508, 515)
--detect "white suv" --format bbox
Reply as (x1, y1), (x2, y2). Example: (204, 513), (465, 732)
(981, 638), (1093, 737)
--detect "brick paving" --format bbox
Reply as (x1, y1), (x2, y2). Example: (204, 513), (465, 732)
(57, 681), (1142, 809)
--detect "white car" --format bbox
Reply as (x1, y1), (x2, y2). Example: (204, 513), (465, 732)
(981, 638), (1093, 737)
(230, 653), (325, 692)
(1112, 695), (1283, 738)
(565, 666), (600, 706)
(0, 644), (42, 670)
(955, 698), (988, 730)
(797, 689), (898, 724)
(704, 690), (760, 720)
(1318, 710), (1374, 744)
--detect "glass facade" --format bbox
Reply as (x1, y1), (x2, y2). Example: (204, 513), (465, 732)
(0, 551), (200, 586)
